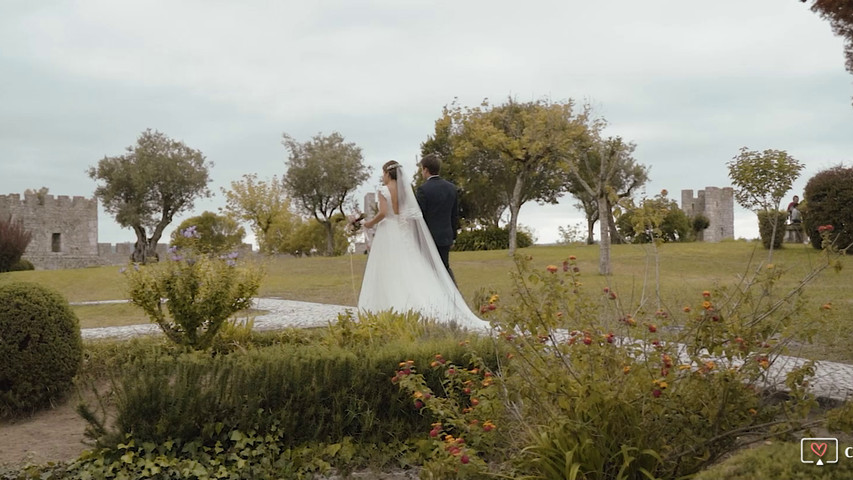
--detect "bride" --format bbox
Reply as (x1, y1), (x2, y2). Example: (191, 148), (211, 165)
(358, 160), (489, 331)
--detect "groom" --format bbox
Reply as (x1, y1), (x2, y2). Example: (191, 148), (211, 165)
(416, 153), (459, 283)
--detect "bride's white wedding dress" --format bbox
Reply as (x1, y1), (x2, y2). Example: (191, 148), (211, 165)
(358, 174), (489, 332)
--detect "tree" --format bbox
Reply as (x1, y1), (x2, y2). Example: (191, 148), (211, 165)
(282, 132), (371, 256)
(0, 215), (32, 272)
(88, 129), (212, 264)
(422, 112), (508, 228)
(170, 211), (246, 255)
(428, 97), (593, 255)
(566, 137), (649, 245)
(802, 0), (853, 88)
(221, 174), (299, 254)
(616, 191), (690, 244)
(726, 147), (804, 260)
(567, 136), (642, 275)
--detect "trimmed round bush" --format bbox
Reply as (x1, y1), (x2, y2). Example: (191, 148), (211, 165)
(804, 165), (853, 250)
(0, 282), (83, 416)
(757, 210), (786, 249)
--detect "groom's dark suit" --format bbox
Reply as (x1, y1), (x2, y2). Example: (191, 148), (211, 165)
(416, 175), (459, 281)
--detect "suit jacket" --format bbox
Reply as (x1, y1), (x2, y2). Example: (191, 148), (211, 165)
(416, 176), (459, 247)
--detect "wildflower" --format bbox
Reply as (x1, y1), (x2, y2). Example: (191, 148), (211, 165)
(702, 301), (712, 310)
(483, 421), (496, 432)
(702, 290), (711, 298)
(623, 366), (631, 374)
(546, 265), (558, 273)
(461, 455), (470, 464)
(822, 303), (832, 310)
(683, 306), (691, 313)
(569, 255), (577, 261)
(488, 294), (499, 304)
(652, 389), (662, 398)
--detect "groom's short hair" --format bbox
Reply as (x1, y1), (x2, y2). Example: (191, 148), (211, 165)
(419, 153), (442, 176)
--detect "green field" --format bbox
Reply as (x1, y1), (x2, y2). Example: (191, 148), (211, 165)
(2, 240), (850, 361)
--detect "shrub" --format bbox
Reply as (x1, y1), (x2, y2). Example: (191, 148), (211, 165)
(123, 248), (263, 350)
(0, 215), (32, 273)
(693, 441), (853, 480)
(0, 282), (83, 417)
(80, 327), (499, 452)
(396, 252), (836, 479)
(757, 210), (787, 249)
(454, 226), (533, 251)
(804, 165), (853, 251)
(8, 258), (35, 271)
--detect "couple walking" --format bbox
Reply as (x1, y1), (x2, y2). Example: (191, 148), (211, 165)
(357, 154), (488, 331)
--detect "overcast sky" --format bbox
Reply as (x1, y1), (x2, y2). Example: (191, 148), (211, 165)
(2, 0), (852, 246)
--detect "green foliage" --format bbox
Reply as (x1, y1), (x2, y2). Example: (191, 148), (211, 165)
(693, 441), (853, 480)
(282, 131), (371, 256)
(88, 129), (213, 264)
(692, 213), (711, 234)
(430, 97), (594, 254)
(758, 210), (787, 250)
(557, 222), (586, 245)
(7, 258), (34, 272)
(221, 173), (301, 255)
(803, 164), (853, 251)
(124, 251), (263, 350)
(616, 191), (690, 243)
(727, 147), (804, 213)
(454, 226), (534, 251)
(81, 328), (498, 454)
(392, 252), (833, 479)
(0, 282), (82, 417)
(0, 215), (32, 273)
(169, 211), (245, 255)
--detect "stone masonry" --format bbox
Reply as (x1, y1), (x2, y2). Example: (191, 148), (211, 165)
(681, 187), (735, 242)
(1, 192), (171, 270)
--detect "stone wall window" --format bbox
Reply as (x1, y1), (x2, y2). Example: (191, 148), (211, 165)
(52, 233), (61, 253)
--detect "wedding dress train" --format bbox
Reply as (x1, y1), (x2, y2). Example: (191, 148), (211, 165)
(358, 181), (488, 332)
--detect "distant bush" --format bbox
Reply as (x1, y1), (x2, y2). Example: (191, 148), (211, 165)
(0, 215), (32, 273)
(0, 282), (82, 417)
(454, 226), (533, 251)
(8, 258), (35, 271)
(757, 210), (786, 249)
(169, 211), (246, 255)
(804, 165), (853, 251)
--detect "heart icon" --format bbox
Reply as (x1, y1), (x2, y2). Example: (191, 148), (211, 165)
(811, 442), (827, 457)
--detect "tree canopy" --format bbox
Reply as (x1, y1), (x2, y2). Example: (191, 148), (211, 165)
(88, 129), (212, 263)
(221, 174), (298, 254)
(282, 132), (371, 256)
(423, 97), (593, 255)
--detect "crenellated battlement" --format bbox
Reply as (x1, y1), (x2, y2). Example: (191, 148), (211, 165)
(0, 193), (97, 211)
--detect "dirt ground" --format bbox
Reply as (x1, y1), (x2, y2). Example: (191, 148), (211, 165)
(0, 397), (90, 469)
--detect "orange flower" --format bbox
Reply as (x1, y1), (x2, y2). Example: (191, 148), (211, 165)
(546, 265), (558, 273)
(702, 290), (711, 298)
(702, 301), (712, 310)
(683, 306), (691, 313)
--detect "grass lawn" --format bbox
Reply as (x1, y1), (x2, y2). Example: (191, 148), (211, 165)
(2, 240), (850, 361)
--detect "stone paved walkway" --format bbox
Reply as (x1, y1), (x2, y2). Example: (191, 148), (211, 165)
(76, 298), (853, 403)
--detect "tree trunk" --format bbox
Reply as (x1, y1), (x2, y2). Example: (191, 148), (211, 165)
(323, 220), (335, 256)
(586, 217), (596, 245)
(597, 195), (612, 275)
(131, 225), (149, 264)
(507, 175), (525, 256)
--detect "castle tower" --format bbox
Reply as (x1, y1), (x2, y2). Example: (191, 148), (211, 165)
(681, 187), (734, 242)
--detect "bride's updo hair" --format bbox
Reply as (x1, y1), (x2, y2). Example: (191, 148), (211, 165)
(382, 160), (401, 180)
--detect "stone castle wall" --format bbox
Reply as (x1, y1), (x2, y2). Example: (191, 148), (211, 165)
(0, 193), (100, 269)
(681, 187), (734, 242)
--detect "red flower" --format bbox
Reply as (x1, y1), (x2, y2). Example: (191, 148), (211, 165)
(461, 455), (470, 464)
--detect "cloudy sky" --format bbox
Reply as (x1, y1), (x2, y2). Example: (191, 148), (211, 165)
(2, 0), (852, 245)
